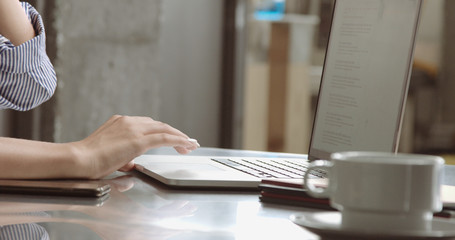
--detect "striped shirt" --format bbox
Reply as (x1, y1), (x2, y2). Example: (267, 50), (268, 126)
(0, 2), (57, 111)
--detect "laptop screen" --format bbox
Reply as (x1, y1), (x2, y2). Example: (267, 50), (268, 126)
(308, 0), (422, 160)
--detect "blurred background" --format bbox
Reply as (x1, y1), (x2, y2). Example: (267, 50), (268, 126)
(2, 0), (453, 158)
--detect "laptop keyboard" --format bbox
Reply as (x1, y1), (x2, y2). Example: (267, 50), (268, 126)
(211, 158), (325, 179)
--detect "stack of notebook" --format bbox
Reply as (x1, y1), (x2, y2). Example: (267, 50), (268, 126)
(258, 178), (335, 211)
(258, 178), (455, 219)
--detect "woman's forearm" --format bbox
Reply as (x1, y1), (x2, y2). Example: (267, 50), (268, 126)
(0, 116), (200, 180)
(0, 0), (35, 45)
(0, 137), (85, 179)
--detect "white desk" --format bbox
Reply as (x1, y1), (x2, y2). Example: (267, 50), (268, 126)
(1, 147), (455, 239)
(0, 148), (320, 239)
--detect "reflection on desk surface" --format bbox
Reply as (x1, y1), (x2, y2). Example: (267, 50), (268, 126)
(0, 175), (200, 240)
(1, 219), (50, 240)
(0, 172), (318, 240)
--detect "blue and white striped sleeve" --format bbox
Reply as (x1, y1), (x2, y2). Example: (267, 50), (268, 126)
(0, 2), (57, 111)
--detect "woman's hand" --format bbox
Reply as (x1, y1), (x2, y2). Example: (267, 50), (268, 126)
(72, 115), (200, 179)
(0, 115), (198, 179)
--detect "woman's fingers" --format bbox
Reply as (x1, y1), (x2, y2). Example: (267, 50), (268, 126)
(137, 118), (189, 139)
(140, 134), (199, 153)
(174, 146), (191, 155)
(118, 116), (199, 152)
(80, 115), (200, 178)
(118, 161), (135, 172)
(108, 116), (190, 139)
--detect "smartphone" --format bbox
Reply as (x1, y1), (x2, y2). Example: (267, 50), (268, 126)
(0, 180), (111, 198)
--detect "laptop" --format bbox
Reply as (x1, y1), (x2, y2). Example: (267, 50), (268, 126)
(135, 0), (423, 189)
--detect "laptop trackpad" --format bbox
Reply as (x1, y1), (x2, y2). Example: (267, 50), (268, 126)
(144, 162), (226, 172)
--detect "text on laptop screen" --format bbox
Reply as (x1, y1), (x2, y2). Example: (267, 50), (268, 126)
(309, 0), (422, 160)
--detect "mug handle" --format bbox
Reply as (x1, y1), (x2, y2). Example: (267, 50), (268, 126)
(304, 160), (332, 198)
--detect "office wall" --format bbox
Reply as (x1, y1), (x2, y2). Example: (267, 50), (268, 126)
(158, 0), (222, 147)
(52, 0), (162, 142)
(50, 0), (222, 146)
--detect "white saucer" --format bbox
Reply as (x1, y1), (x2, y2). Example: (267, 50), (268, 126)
(290, 211), (455, 240)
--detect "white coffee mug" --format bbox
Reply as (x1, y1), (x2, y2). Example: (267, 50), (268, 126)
(303, 151), (445, 231)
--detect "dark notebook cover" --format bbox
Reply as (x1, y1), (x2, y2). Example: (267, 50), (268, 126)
(258, 178), (335, 210)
